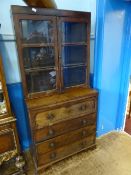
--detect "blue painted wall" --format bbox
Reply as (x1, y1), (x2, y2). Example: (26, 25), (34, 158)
(0, 0), (96, 150)
(94, 0), (131, 136)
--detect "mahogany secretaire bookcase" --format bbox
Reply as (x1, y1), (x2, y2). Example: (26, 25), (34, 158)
(12, 5), (98, 174)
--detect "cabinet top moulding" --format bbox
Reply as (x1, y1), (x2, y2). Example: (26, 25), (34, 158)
(11, 5), (91, 18)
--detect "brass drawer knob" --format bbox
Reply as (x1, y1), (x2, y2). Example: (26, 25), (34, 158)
(80, 141), (86, 149)
(82, 130), (87, 137)
(82, 119), (87, 126)
(49, 142), (55, 148)
(50, 152), (56, 160)
(47, 113), (55, 120)
(48, 129), (55, 136)
(80, 104), (87, 111)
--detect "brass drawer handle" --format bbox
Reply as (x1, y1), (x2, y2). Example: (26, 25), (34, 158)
(79, 104), (87, 111)
(82, 130), (87, 137)
(47, 113), (55, 120)
(81, 119), (87, 126)
(49, 142), (55, 148)
(50, 152), (56, 160)
(80, 141), (86, 149)
(48, 129), (55, 136)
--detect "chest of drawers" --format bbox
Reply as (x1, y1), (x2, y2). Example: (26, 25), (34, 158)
(26, 87), (98, 173)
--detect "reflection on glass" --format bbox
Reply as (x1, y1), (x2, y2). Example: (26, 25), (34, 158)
(63, 66), (86, 87)
(26, 70), (56, 93)
(21, 20), (54, 43)
(0, 81), (7, 115)
(23, 47), (55, 69)
(62, 22), (87, 43)
(62, 45), (87, 66)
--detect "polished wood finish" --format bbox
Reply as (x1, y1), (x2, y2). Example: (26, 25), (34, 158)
(36, 125), (96, 154)
(37, 135), (95, 166)
(34, 113), (96, 142)
(24, 0), (57, 8)
(12, 6), (97, 174)
(26, 87), (97, 109)
(128, 91), (131, 118)
(0, 56), (20, 166)
(34, 98), (96, 129)
(0, 121), (19, 155)
(0, 130), (15, 154)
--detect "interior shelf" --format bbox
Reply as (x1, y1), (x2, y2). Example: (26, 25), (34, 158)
(61, 42), (87, 46)
(22, 43), (55, 48)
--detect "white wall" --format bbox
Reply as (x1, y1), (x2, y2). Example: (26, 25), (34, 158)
(0, 0), (96, 84)
(55, 0), (96, 34)
(0, 0), (26, 84)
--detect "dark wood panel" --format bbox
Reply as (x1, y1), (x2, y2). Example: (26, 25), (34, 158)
(37, 135), (95, 166)
(0, 130), (15, 154)
(37, 125), (96, 154)
(34, 113), (96, 142)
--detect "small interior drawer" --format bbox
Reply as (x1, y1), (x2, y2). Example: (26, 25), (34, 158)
(35, 98), (96, 129)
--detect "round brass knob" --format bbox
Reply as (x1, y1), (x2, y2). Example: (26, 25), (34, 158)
(47, 113), (55, 120)
(50, 142), (55, 148)
(50, 152), (56, 160)
(82, 119), (87, 126)
(80, 104), (87, 111)
(48, 129), (55, 136)
(82, 130), (86, 136)
(80, 141), (86, 149)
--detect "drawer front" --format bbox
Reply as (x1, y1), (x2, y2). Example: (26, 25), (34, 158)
(37, 135), (95, 166)
(35, 113), (96, 142)
(35, 98), (96, 129)
(0, 129), (16, 154)
(37, 125), (96, 154)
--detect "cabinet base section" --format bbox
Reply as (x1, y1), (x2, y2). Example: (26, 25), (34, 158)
(37, 144), (96, 174)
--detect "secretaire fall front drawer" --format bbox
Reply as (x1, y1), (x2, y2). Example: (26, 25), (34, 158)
(34, 113), (96, 143)
(34, 98), (96, 130)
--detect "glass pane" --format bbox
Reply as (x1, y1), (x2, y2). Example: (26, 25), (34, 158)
(26, 70), (56, 93)
(21, 20), (54, 43)
(23, 47), (55, 69)
(0, 81), (7, 115)
(63, 66), (86, 87)
(62, 45), (87, 66)
(62, 22), (87, 43)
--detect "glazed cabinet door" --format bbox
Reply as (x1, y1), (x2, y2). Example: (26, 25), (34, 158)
(58, 17), (90, 90)
(14, 15), (59, 98)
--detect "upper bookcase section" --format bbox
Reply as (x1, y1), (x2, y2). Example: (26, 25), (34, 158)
(11, 6), (91, 99)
